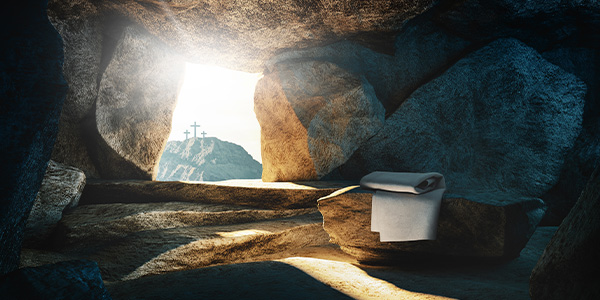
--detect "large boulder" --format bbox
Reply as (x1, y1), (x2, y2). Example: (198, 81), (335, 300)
(48, 0), (103, 178)
(92, 25), (185, 180)
(0, 1), (68, 274)
(255, 17), (475, 182)
(318, 189), (546, 263)
(0, 260), (111, 300)
(24, 160), (86, 247)
(255, 60), (385, 181)
(338, 38), (586, 202)
(530, 165), (600, 299)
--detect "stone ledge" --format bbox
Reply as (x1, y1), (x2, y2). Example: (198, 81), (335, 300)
(80, 179), (356, 209)
(318, 189), (546, 263)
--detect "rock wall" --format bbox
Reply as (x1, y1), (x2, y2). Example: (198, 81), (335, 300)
(92, 25), (184, 179)
(255, 1), (599, 224)
(48, 1), (185, 180)
(45, 0), (600, 221)
(255, 60), (384, 181)
(0, 1), (68, 274)
(339, 38), (586, 201)
(530, 165), (600, 299)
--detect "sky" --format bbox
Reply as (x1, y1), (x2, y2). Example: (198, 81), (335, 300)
(167, 63), (263, 163)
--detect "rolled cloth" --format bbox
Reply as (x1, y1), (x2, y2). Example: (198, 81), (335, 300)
(360, 172), (446, 242)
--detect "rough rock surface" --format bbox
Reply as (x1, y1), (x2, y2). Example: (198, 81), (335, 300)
(93, 25), (185, 180)
(54, 203), (328, 281)
(79, 180), (352, 209)
(338, 38), (586, 202)
(318, 189), (546, 263)
(0, 260), (111, 300)
(530, 166), (600, 299)
(255, 60), (385, 181)
(540, 47), (600, 224)
(0, 2), (68, 274)
(96, 0), (436, 72)
(433, 0), (600, 51)
(25, 160), (86, 247)
(48, 0), (103, 178)
(104, 227), (557, 300)
(157, 137), (262, 181)
(266, 16), (472, 114)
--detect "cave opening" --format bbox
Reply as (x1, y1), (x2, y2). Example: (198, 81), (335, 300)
(156, 63), (264, 182)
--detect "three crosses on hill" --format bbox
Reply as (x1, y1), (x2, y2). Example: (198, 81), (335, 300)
(185, 122), (207, 140)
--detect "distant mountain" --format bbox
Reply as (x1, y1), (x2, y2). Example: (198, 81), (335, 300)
(157, 137), (262, 181)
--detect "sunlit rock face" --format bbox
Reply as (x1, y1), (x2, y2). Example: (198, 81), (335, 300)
(339, 38), (586, 201)
(93, 25), (185, 179)
(0, 2), (67, 275)
(255, 60), (384, 181)
(48, 0), (102, 178)
(98, 0), (436, 72)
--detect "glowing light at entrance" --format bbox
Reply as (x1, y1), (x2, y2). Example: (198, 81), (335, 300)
(168, 63), (263, 162)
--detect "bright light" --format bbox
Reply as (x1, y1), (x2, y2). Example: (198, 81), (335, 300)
(168, 63), (263, 162)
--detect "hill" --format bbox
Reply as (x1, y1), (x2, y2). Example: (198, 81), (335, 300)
(157, 137), (262, 181)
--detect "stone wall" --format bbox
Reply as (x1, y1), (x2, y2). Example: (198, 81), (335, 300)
(0, 1), (68, 274)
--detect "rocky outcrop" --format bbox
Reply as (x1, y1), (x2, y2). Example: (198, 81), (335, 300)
(255, 60), (384, 181)
(79, 180), (351, 209)
(157, 138), (262, 182)
(338, 38), (586, 202)
(97, 0), (436, 72)
(318, 189), (546, 263)
(25, 161), (86, 247)
(253, 17), (478, 182)
(0, 2), (68, 274)
(0, 260), (111, 299)
(106, 225), (555, 300)
(54, 204), (328, 281)
(92, 25), (185, 180)
(530, 165), (600, 299)
(266, 16), (472, 114)
(48, 0), (103, 178)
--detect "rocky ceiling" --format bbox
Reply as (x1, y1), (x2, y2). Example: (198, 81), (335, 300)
(50, 0), (435, 72)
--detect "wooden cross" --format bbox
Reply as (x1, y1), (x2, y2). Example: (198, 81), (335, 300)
(201, 131), (207, 139)
(190, 122), (200, 138)
(183, 129), (190, 140)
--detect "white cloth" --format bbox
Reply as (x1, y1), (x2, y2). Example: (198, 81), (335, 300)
(360, 171), (446, 242)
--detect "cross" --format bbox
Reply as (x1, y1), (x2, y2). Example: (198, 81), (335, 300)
(201, 131), (207, 139)
(190, 122), (200, 138)
(183, 129), (190, 140)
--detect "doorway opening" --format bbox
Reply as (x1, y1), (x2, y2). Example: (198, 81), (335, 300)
(157, 63), (263, 182)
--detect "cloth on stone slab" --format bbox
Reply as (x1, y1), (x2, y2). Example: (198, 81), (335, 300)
(360, 172), (446, 242)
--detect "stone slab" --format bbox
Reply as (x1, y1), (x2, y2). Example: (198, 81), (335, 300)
(318, 189), (546, 263)
(79, 179), (355, 209)
(53, 203), (329, 281)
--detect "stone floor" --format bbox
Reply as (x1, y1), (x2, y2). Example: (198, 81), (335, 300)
(20, 180), (556, 299)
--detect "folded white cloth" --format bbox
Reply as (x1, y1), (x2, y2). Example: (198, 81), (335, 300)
(360, 171), (446, 242)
